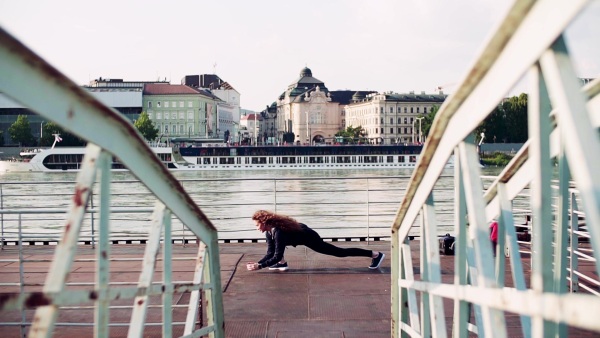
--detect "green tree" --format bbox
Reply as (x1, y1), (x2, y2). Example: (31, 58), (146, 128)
(8, 115), (36, 146)
(422, 105), (440, 139)
(476, 93), (528, 144)
(335, 126), (367, 144)
(134, 112), (159, 141)
(40, 121), (86, 147)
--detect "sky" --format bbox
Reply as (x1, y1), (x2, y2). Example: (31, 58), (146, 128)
(1, 0), (599, 112)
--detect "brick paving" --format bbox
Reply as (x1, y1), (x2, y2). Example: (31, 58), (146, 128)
(0, 241), (597, 337)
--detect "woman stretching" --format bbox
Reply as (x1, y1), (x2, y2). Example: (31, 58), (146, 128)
(246, 210), (385, 271)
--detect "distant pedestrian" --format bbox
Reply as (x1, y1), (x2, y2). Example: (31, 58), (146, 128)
(246, 210), (385, 271)
(489, 219), (499, 257)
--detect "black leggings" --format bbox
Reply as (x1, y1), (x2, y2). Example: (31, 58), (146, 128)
(304, 235), (372, 258)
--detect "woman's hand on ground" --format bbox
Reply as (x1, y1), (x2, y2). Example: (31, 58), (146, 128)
(246, 262), (259, 271)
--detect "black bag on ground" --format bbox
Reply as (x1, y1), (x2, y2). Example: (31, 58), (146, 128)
(439, 233), (455, 255)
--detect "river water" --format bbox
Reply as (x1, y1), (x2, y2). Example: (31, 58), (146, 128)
(0, 167), (508, 242)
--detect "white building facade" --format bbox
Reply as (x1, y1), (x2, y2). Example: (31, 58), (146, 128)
(275, 67), (343, 144)
(345, 91), (447, 144)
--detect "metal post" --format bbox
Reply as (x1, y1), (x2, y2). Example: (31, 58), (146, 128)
(90, 190), (95, 249)
(366, 178), (370, 243)
(1, 184), (4, 250)
(18, 214), (25, 337)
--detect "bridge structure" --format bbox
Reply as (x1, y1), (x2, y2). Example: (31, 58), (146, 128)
(0, 27), (225, 337)
(391, 0), (600, 337)
(0, 0), (599, 337)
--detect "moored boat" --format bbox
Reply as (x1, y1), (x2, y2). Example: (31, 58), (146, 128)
(0, 144), (175, 173)
(1, 143), (453, 173)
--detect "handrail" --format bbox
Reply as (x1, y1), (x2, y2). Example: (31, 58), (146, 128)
(391, 0), (600, 337)
(0, 27), (224, 337)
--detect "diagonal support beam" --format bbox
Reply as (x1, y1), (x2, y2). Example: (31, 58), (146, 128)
(29, 144), (101, 338)
(127, 203), (166, 338)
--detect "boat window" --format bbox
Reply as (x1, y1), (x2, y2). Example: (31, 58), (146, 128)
(399, 156), (405, 163)
(387, 156), (393, 163)
(410, 156), (417, 162)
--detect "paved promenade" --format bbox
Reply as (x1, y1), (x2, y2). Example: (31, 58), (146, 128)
(0, 241), (597, 337)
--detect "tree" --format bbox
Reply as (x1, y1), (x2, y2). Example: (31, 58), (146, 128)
(422, 105), (440, 139)
(335, 126), (367, 144)
(134, 112), (159, 141)
(476, 93), (528, 144)
(8, 115), (36, 146)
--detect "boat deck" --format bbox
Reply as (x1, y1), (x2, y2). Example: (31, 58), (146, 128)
(0, 241), (597, 337)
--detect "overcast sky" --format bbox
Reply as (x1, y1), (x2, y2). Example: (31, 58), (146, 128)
(1, 0), (598, 111)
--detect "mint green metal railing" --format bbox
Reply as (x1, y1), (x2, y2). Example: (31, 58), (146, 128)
(391, 0), (600, 337)
(0, 28), (224, 337)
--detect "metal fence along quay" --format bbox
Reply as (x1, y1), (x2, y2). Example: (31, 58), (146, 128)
(1, 0), (600, 337)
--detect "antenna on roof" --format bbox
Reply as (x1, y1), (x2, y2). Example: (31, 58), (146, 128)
(213, 62), (217, 74)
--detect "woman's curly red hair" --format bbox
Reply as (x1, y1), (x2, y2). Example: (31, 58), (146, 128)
(252, 210), (302, 231)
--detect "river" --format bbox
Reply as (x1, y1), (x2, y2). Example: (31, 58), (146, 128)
(0, 167), (509, 242)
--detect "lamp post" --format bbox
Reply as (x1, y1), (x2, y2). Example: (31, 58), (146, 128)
(305, 111), (309, 145)
(254, 114), (258, 146)
(40, 121), (44, 145)
(415, 117), (424, 144)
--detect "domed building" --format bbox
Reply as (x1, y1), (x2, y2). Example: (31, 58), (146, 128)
(266, 66), (447, 145)
(274, 67), (341, 144)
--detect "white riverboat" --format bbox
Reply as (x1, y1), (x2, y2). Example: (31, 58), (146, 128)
(0, 143), (453, 172)
(0, 145), (175, 172)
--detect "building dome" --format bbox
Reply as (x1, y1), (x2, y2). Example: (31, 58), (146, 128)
(300, 67), (312, 77)
(352, 91), (365, 102)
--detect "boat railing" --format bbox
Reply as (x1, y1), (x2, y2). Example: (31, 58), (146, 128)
(0, 28), (224, 337)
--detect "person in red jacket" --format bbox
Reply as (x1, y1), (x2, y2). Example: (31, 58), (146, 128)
(246, 210), (384, 271)
(489, 219), (499, 257)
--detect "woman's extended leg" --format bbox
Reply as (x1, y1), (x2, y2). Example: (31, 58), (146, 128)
(305, 239), (372, 258)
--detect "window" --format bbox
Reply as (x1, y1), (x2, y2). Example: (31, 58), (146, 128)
(380, 107), (383, 113)
(172, 125), (176, 134)
(165, 102), (169, 108)
(424, 107), (428, 114)
(179, 101), (184, 107)
(172, 101), (176, 107)
(148, 101), (152, 108)
(188, 111), (194, 120)
(397, 118), (401, 124)
(171, 112), (177, 119)
(156, 112), (162, 119)
(179, 125), (184, 133)
(410, 117), (413, 123)
(404, 127), (408, 133)
(404, 107), (407, 113)
(410, 107), (413, 113)
(397, 127), (401, 133)
(417, 107), (420, 113)
(179, 112), (184, 119)
(380, 118), (384, 124)
(390, 118), (394, 124)
(164, 125), (168, 133)
(188, 101), (192, 107)
(390, 107), (394, 113)
(390, 128), (393, 134)
(404, 118), (408, 124)
(157, 101), (161, 108)
(164, 113), (169, 120)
